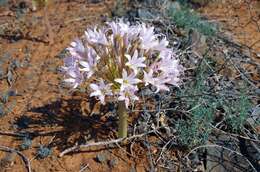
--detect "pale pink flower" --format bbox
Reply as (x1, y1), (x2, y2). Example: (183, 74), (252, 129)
(139, 24), (158, 50)
(115, 69), (141, 91)
(78, 47), (100, 78)
(143, 70), (155, 86)
(118, 86), (139, 108)
(108, 20), (130, 36)
(64, 67), (83, 89)
(63, 56), (77, 69)
(143, 70), (170, 92)
(153, 75), (171, 93)
(159, 58), (179, 74)
(62, 20), (183, 107)
(153, 37), (169, 51)
(125, 50), (146, 74)
(167, 75), (180, 86)
(90, 79), (112, 104)
(67, 39), (86, 59)
(85, 27), (108, 45)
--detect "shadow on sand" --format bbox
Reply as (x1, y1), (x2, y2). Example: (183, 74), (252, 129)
(15, 97), (118, 151)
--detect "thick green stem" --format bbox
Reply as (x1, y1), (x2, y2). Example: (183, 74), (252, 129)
(118, 101), (128, 138)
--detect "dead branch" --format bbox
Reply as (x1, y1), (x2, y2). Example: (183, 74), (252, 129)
(59, 126), (168, 157)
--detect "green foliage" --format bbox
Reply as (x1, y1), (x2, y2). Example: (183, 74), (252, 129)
(167, 2), (217, 36)
(176, 58), (214, 148)
(175, 56), (253, 148)
(223, 91), (252, 133)
(176, 106), (213, 148)
(20, 137), (32, 150)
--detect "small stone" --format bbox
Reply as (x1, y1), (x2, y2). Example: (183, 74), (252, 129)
(95, 153), (107, 163)
(108, 159), (117, 168)
(7, 70), (13, 84)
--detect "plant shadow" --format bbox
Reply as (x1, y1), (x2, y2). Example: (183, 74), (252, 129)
(14, 96), (118, 151)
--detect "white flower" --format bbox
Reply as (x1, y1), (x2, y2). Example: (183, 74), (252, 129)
(63, 56), (77, 70)
(153, 37), (169, 52)
(115, 69), (141, 91)
(90, 79), (112, 104)
(143, 70), (155, 86)
(143, 70), (170, 92)
(125, 50), (146, 74)
(139, 24), (158, 50)
(85, 27), (108, 45)
(159, 58), (179, 74)
(118, 86), (139, 108)
(64, 67), (83, 89)
(67, 39), (86, 59)
(108, 20), (130, 36)
(167, 75), (180, 86)
(153, 76), (170, 93)
(78, 47), (100, 78)
(62, 20), (183, 106)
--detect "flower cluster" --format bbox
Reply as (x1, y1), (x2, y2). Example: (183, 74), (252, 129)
(62, 20), (183, 108)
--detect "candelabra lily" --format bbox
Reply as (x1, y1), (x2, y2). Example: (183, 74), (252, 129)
(62, 20), (183, 138)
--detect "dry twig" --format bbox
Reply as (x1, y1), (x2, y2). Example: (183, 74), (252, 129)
(59, 126), (168, 157)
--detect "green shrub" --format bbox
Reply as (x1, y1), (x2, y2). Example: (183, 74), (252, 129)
(20, 137), (32, 150)
(37, 145), (52, 159)
(176, 106), (213, 148)
(167, 2), (217, 36)
(224, 92), (252, 133)
(175, 58), (214, 148)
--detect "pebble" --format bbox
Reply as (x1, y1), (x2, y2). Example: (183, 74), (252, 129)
(108, 159), (117, 168)
(95, 153), (107, 163)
